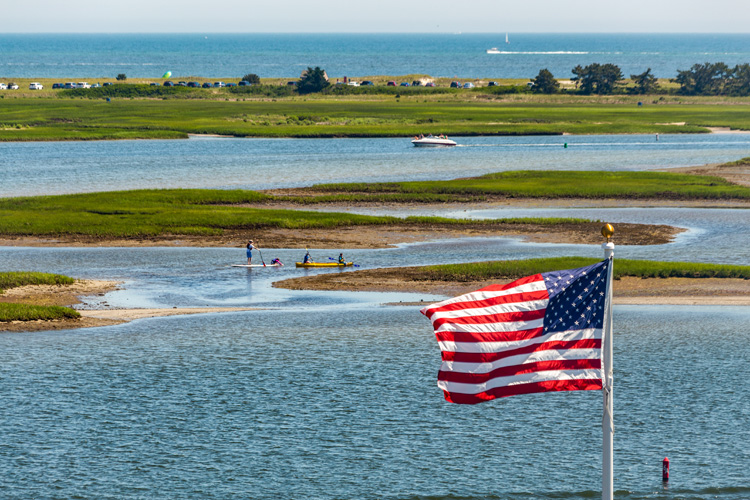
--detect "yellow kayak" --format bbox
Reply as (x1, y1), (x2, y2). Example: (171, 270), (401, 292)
(295, 262), (353, 268)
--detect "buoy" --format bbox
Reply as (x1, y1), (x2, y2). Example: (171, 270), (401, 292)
(563, 143), (568, 148)
(662, 457), (669, 481)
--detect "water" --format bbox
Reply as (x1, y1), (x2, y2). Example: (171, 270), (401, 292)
(2, 306), (749, 499)
(3, 134), (750, 197)
(2, 33), (750, 79)
(2, 121), (750, 497)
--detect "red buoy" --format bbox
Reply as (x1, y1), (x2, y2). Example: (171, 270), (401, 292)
(662, 457), (670, 481)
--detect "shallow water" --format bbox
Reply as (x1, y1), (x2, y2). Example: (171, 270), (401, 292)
(2, 134), (750, 197)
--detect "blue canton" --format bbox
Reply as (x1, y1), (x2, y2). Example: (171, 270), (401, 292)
(541, 260), (609, 334)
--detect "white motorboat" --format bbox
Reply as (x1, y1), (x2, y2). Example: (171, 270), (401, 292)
(486, 47), (501, 54)
(411, 135), (457, 147)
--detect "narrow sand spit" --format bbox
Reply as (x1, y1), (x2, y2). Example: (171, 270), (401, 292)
(0, 280), (259, 332)
(0, 221), (682, 249)
(275, 271), (750, 306)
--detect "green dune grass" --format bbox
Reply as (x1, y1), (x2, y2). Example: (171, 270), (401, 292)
(0, 189), (589, 239)
(302, 170), (750, 201)
(0, 272), (76, 293)
(0, 303), (80, 322)
(420, 257), (750, 282)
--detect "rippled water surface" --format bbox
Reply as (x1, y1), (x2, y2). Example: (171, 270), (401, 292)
(2, 129), (750, 499)
(2, 134), (750, 197)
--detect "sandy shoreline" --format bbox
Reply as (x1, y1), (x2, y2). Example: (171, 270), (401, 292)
(0, 280), (259, 332)
(0, 220), (682, 249)
(275, 271), (750, 306)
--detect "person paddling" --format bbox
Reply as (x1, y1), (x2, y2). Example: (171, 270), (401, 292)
(246, 240), (258, 265)
(303, 251), (313, 264)
(337, 253), (345, 264)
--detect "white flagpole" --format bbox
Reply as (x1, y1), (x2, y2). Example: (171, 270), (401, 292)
(601, 229), (615, 500)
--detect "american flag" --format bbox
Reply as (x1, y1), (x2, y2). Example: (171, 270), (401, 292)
(421, 259), (610, 404)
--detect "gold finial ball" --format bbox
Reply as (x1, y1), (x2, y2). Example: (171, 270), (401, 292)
(601, 223), (615, 239)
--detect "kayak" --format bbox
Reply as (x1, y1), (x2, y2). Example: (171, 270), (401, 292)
(295, 262), (353, 268)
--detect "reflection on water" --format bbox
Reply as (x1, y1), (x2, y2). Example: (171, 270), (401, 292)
(1, 306), (748, 500)
(2, 134), (750, 197)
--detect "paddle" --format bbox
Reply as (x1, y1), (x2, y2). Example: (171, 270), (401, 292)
(329, 257), (359, 267)
(257, 247), (266, 267)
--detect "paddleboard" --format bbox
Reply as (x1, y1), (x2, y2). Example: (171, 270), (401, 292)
(231, 264), (282, 268)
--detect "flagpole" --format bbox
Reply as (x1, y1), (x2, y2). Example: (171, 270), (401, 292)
(601, 224), (615, 500)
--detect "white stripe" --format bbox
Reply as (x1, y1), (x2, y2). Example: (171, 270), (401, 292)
(438, 327), (601, 353)
(438, 368), (603, 394)
(442, 347), (601, 374)
(428, 298), (549, 322)
(435, 317), (545, 334)
(421, 280), (546, 316)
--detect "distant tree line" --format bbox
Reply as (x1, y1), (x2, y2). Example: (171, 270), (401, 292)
(531, 62), (750, 96)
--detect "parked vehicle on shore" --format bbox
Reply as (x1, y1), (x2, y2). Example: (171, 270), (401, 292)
(463, 82), (475, 89)
(226, 82), (237, 87)
(425, 82), (436, 87)
(202, 82), (212, 88)
(8, 83), (19, 90)
(488, 81), (499, 86)
(387, 81), (396, 86)
(29, 82), (44, 90)
(187, 81), (200, 88)
(0, 83), (7, 90)
(52, 83), (63, 89)
(103, 82), (113, 86)
(361, 80), (374, 86)
(77, 82), (91, 88)
(238, 80), (252, 86)
(163, 81), (174, 87)
(64, 82), (76, 89)
(400, 82), (410, 86)
(450, 81), (461, 88)
(213, 81), (226, 88)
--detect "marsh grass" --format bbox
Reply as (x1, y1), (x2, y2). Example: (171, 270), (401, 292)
(0, 189), (589, 239)
(310, 171), (750, 200)
(0, 272), (75, 293)
(2, 97), (748, 141)
(421, 257), (750, 282)
(0, 303), (80, 322)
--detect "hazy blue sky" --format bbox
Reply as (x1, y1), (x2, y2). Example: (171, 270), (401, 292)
(3, 0), (749, 33)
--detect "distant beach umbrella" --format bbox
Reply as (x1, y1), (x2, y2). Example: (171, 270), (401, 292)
(162, 71), (172, 79)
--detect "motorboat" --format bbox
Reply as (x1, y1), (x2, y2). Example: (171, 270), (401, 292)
(411, 135), (457, 147)
(486, 47), (501, 54)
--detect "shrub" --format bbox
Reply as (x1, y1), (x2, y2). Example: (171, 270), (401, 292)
(242, 73), (261, 84)
(116, 73), (127, 81)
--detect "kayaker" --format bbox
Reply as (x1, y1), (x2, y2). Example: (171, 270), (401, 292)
(337, 253), (345, 264)
(303, 251), (313, 264)
(246, 240), (258, 265)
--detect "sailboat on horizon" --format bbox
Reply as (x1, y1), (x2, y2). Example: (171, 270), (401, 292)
(486, 33), (509, 54)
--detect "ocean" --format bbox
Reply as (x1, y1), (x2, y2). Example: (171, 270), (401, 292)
(2, 33), (750, 79)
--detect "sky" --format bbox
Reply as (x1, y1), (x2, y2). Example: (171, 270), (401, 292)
(3, 0), (750, 33)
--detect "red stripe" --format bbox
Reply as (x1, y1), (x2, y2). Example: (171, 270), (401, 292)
(425, 289), (549, 318)
(438, 358), (601, 384)
(441, 338), (601, 362)
(438, 327), (545, 349)
(431, 307), (546, 330)
(422, 274), (543, 319)
(443, 379), (603, 404)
